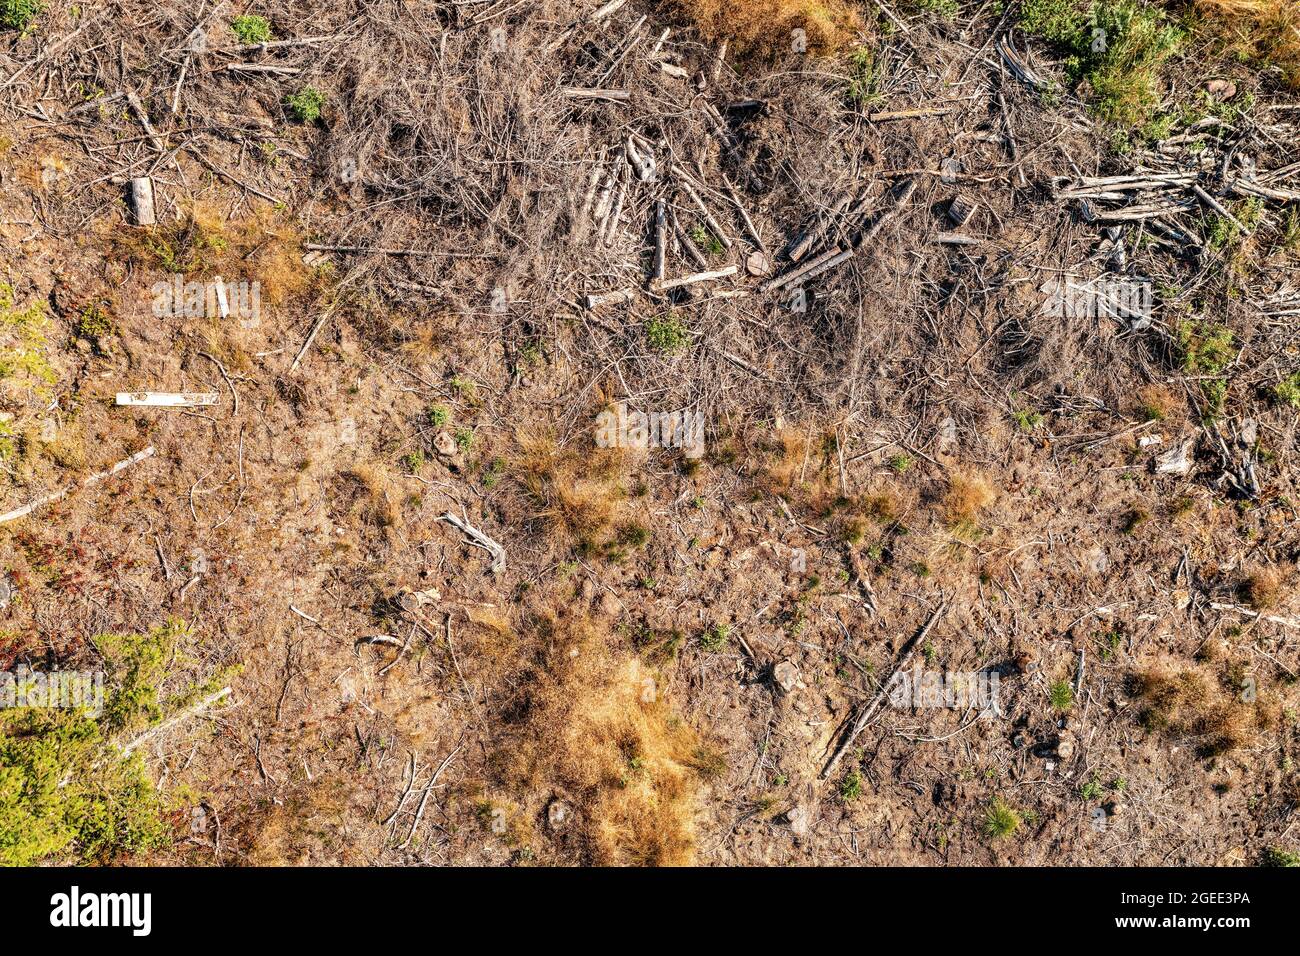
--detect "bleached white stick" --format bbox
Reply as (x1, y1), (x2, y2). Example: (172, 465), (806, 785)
(116, 392), (219, 407)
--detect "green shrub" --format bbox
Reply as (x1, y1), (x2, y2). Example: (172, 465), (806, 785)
(840, 769), (863, 801)
(75, 303), (113, 340)
(0, 620), (195, 865)
(1050, 680), (1075, 712)
(1273, 373), (1300, 408)
(286, 86), (325, 123)
(1262, 846), (1300, 867)
(0, 284), (58, 437)
(0, 711), (169, 865)
(231, 14), (272, 44)
(846, 45), (882, 106)
(699, 623), (729, 652)
(645, 314), (691, 354)
(687, 224), (724, 257)
(983, 796), (1021, 839)
(0, 0), (43, 31)
(910, 0), (959, 17)
(1020, 0), (1086, 46)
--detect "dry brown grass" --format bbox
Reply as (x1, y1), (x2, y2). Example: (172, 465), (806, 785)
(664, 0), (864, 57)
(942, 471), (995, 526)
(1135, 383), (1180, 422)
(107, 201), (310, 306)
(242, 776), (360, 865)
(1192, 0), (1300, 88)
(513, 432), (626, 550)
(492, 602), (717, 865)
(1132, 659), (1273, 756)
(1239, 566), (1286, 610)
(335, 463), (401, 528)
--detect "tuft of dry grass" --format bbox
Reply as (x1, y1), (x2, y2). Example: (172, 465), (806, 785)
(1239, 566), (1285, 610)
(335, 463), (401, 528)
(1135, 383), (1179, 422)
(492, 603), (716, 865)
(941, 471), (994, 527)
(513, 431), (626, 551)
(1191, 0), (1300, 88)
(663, 0), (864, 57)
(1131, 659), (1272, 756)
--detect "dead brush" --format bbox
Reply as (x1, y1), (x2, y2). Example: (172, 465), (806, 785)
(941, 471), (995, 538)
(1130, 659), (1273, 756)
(753, 424), (841, 505)
(106, 201), (309, 309)
(488, 602), (718, 865)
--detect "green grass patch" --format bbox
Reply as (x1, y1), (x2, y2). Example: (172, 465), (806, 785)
(840, 768), (864, 801)
(1273, 372), (1300, 408)
(0, 283), (57, 428)
(699, 623), (729, 652)
(1019, 0), (1185, 127)
(1177, 320), (1234, 375)
(983, 796), (1021, 839)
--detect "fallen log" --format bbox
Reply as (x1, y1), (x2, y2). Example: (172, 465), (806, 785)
(652, 264), (738, 293)
(438, 512), (507, 574)
(0, 446), (155, 525)
(116, 392), (219, 407)
(821, 601), (949, 779)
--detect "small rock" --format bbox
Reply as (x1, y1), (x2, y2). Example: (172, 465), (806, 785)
(432, 430), (465, 472)
(1056, 732), (1076, 761)
(433, 431), (458, 457)
(547, 799), (573, 831)
(785, 805), (809, 836)
(1205, 79), (1236, 101)
(398, 588), (441, 613)
(773, 659), (800, 694)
